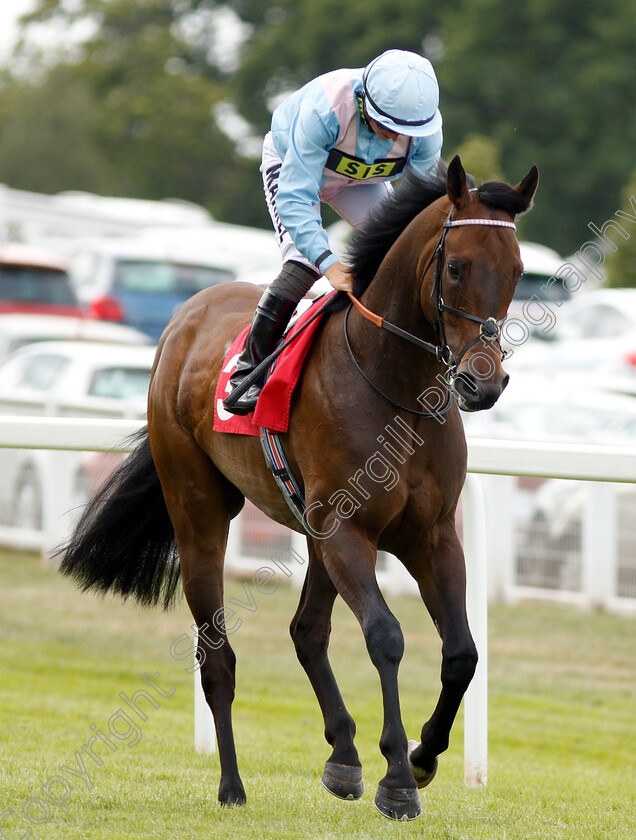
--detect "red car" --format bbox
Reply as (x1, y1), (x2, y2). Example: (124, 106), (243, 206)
(0, 243), (83, 317)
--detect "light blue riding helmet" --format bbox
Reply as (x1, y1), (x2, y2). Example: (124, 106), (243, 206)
(362, 49), (442, 138)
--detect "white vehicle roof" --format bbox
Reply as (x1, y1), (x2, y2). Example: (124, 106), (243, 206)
(0, 313), (151, 345)
(60, 234), (239, 272)
(0, 242), (68, 271)
(139, 223), (281, 276)
(562, 287), (636, 310)
(0, 340), (157, 406)
(518, 242), (562, 275)
(3, 339), (157, 366)
(54, 192), (212, 228)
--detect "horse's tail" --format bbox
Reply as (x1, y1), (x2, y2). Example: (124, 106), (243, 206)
(59, 427), (181, 609)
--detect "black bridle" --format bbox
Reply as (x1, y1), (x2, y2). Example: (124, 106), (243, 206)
(344, 208), (517, 416)
(429, 209), (515, 370)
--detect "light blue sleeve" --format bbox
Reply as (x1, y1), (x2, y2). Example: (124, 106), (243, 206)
(407, 128), (444, 179)
(273, 102), (341, 271)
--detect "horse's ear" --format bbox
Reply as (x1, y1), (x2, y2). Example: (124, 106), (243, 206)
(447, 154), (470, 208)
(514, 164), (539, 205)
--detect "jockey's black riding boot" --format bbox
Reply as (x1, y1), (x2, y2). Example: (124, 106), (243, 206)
(223, 268), (316, 415)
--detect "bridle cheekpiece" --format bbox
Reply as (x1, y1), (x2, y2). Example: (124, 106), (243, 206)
(429, 210), (517, 371)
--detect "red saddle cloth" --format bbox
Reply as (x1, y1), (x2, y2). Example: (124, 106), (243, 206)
(213, 292), (336, 436)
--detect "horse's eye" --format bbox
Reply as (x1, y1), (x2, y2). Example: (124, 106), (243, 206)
(447, 261), (460, 279)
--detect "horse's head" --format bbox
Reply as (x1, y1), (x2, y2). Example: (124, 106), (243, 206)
(421, 155), (538, 412)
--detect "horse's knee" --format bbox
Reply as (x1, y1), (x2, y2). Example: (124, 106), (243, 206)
(364, 611), (404, 668)
(441, 643), (478, 690)
(198, 641), (237, 703)
(290, 614), (330, 666)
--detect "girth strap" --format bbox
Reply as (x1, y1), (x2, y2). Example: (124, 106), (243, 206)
(260, 428), (308, 530)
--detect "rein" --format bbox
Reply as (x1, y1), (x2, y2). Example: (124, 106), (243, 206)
(345, 209), (517, 416)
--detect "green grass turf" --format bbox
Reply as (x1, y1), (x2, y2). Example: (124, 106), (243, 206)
(0, 547), (634, 839)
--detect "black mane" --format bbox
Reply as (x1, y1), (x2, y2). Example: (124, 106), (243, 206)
(346, 163), (459, 297)
(338, 160), (531, 300)
(477, 180), (533, 216)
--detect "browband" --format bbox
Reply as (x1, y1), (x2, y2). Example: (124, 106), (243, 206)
(444, 219), (517, 230)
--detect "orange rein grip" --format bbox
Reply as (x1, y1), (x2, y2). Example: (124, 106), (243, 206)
(347, 292), (384, 328)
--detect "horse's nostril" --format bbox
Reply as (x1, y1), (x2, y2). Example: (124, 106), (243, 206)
(454, 370), (509, 412)
(501, 373), (510, 392)
(455, 372), (478, 397)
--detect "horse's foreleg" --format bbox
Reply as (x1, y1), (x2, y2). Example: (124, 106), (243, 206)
(150, 424), (246, 807)
(311, 523), (420, 821)
(403, 517), (478, 787)
(290, 538), (362, 800)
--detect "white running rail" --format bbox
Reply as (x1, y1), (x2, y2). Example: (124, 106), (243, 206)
(1, 415), (636, 789)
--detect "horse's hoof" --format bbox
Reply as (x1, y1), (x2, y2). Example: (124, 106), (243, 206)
(218, 795), (246, 807)
(374, 782), (421, 821)
(321, 760), (364, 800)
(218, 782), (246, 807)
(408, 739), (439, 789)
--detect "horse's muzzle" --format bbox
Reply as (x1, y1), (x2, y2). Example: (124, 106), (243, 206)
(453, 369), (509, 412)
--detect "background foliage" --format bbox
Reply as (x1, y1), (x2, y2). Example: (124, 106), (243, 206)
(1, 0), (635, 262)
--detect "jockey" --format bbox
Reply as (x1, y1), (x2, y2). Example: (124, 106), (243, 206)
(224, 48), (443, 415)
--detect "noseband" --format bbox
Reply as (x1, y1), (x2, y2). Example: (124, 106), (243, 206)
(345, 208), (517, 416)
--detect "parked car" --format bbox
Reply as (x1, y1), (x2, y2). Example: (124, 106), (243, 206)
(506, 288), (636, 374)
(0, 243), (83, 317)
(509, 241), (567, 316)
(462, 370), (636, 443)
(0, 313), (151, 362)
(65, 237), (238, 341)
(0, 339), (154, 413)
(0, 341), (155, 530)
(139, 222), (282, 282)
(462, 369), (636, 594)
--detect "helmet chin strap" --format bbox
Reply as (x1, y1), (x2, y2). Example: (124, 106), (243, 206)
(355, 91), (371, 126)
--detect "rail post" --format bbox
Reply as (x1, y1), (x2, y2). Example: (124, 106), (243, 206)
(462, 472), (488, 787)
(193, 626), (216, 754)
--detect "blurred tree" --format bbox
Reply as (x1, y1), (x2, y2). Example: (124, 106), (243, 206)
(453, 134), (503, 183)
(222, 0), (450, 135)
(0, 65), (114, 194)
(0, 0), (271, 226)
(2, 0), (635, 253)
(606, 169), (636, 288)
(217, 0), (636, 254)
(438, 0), (636, 254)
(451, 133), (546, 243)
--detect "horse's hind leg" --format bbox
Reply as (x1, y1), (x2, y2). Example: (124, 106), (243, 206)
(150, 424), (246, 806)
(290, 538), (362, 800)
(402, 517), (478, 787)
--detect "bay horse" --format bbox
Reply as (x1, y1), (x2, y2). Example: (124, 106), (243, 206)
(60, 156), (538, 821)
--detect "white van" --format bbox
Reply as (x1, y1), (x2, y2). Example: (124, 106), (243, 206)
(64, 236), (238, 342)
(516, 242), (565, 302)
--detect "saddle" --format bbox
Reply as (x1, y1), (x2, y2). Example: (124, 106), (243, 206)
(213, 291), (337, 437)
